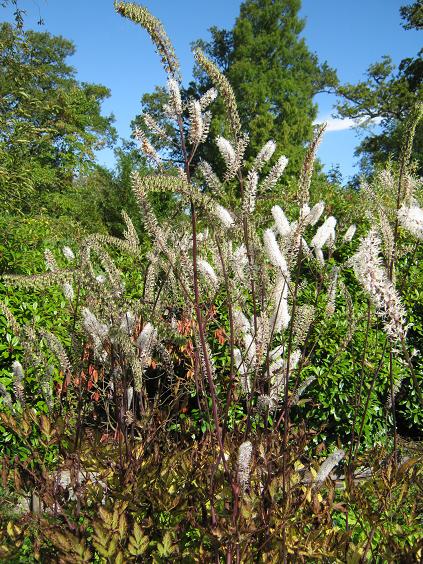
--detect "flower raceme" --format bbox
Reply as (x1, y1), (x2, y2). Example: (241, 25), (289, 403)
(351, 230), (407, 342)
(272, 205), (291, 237)
(62, 246), (75, 261)
(398, 204), (423, 240)
(213, 204), (234, 229)
(238, 440), (253, 492)
(311, 216), (337, 249)
(343, 224), (356, 243)
(263, 229), (290, 280)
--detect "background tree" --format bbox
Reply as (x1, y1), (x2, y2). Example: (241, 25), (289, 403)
(335, 2), (422, 176)
(0, 0), (28, 28)
(400, 0), (423, 30)
(0, 22), (116, 214)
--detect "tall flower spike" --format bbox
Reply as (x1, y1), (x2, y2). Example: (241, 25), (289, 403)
(198, 87), (218, 111)
(260, 155), (289, 192)
(115, 2), (180, 79)
(127, 386), (134, 410)
(44, 249), (58, 272)
(238, 441), (253, 492)
(197, 259), (219, 287)
(134, 128), (162, 166)
(351, 230), (407, 342)
(62, 282), (74, 302)
(188, 99), (204, 145)
(0, 382), (13, 411)
(232, 244), (248, 282)
(243, 170), (259, 214)
(298, 123), (326, 206)
(313, 449), (345, 490)
(272, 205), (291, 237)
(255, 314), (270, 363)
(12, 360), (25, 404)
(402, 173), (420, 206)
(0, 302), (20, 336)
(82, 308), (109, 347)
(122, 210), (140, 250)
(198, 161), (223, 197)
(270, 275), (290, 333)
(41, 365), (54, 412)
(263, 229), (290, 279)
(257, 394), (277, 412)
(233, 309), (252, 338)
(343, 224), (356, 243)
(315, 247), (325, 265)
(62, 246), (75, 261)
(40, 330), (72, 374)
(194, 49), (241, 137)
(378, 210), (394, 267)
(301, 204), (311, 218)
(293, 304), (315, 345)
(120, 311), (136, 336)
(269, 344), (285, 361)
(143, 113), (169, 141)
(253, 140), (276, 172)
(216, 136), (237, 176)
(167, 78), (182, 115)
(136, 322), (157, 372)
(269, 350), (301, 401)
(303, 201), (324, 227)
(213, 204), (234, 229)
(377, 169), (395, 194)
(311, 216), (337, 249)
(326, 268), (339, 316)
(398, 204), (423, 240)
(136, 322), (157, 353)
(200, 111), (212, 144)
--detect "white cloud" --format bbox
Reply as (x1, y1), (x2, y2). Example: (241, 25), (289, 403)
(314, 116), (382, 132)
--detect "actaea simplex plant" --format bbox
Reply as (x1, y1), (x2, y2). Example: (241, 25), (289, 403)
(0, 1), (422, 560)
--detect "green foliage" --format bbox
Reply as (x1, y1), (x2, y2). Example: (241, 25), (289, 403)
(335, 4), (422, 176)
(0, 22), (116, 214)
(0, 215), (83, 459)
(400, 1), (423, 30)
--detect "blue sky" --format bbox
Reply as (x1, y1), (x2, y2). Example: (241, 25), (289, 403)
(3, 0), (421, 181)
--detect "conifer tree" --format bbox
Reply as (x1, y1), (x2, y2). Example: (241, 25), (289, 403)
(212, 0), (336, 164)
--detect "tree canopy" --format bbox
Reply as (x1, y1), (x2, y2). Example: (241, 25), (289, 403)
(335, 3), (422, 176)
(0, 22), (116, 214)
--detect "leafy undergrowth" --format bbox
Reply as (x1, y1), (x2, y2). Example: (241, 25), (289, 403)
(0, 425), (421, 562)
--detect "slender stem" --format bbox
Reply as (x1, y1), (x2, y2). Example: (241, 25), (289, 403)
(215, 237), (237, 445)
(389, 347), (397, 461)
(176, 112), (229, 477)
(354, 339), (388, 455)
(401, 338), (423, 406)
(348, 301), (372, 470)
